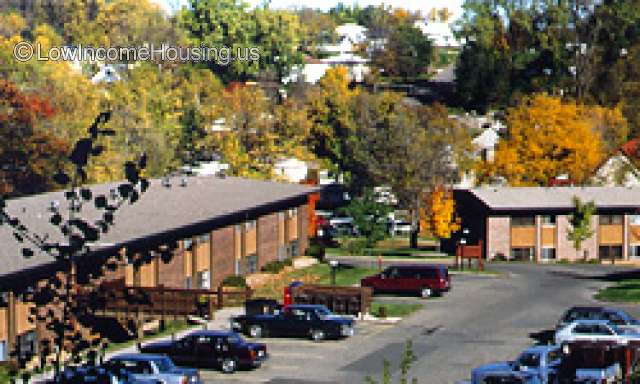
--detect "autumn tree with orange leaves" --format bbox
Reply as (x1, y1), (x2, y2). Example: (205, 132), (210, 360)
(420, 187), (461, 240)
(479, 94), (626, 186)
(0, 80), (70, 196)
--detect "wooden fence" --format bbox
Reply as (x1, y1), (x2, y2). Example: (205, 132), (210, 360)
(290, 284), (372, 316)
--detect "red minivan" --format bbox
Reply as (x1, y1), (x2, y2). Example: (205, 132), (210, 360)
(360, 265), (450, 298)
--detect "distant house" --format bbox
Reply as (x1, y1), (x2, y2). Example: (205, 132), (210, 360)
(591, 138), (640, 187)
(414, 20), (460, 49)
(320, 23), (368, 54)
(284, 53), (370, 84)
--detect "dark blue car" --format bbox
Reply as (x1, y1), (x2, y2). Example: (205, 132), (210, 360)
(557, 306), (640, 330)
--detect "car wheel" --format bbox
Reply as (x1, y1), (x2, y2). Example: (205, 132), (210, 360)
(221, 358), (237, 374)
(420, 287), (432, 298)
(311, 329), (325, 342)
(249, 325), (263, 338)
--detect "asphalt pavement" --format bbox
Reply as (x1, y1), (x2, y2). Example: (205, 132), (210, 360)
(200, 262), (640, 384)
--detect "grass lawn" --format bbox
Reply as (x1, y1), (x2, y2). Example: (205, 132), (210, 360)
(253, 263), (379, 300)
(595, 279), (640, 302)
(370, 302), (423, 318)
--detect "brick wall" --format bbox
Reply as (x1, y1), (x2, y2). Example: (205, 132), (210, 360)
(257, 213), (279, 270)
(486, 216), (510, 260)
(557, 215), (598, 260)
(158, 249), (186, 288)
(298, 204), (309, 255)
(211, 226), (236, 287)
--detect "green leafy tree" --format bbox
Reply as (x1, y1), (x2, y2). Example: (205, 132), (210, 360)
(341, 189), (392, 248)
(567, 196), (596, 259)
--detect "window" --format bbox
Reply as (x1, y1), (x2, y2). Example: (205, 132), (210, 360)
(197, 234), (210, 243)
(0, 341), (6, 362)
(630, 215), (640, 225)
(630, 245), (640, 258)
(540, 215), (556, 225)
(511, 216), (535, 227)
(600, 245), (623, 259)
(197, 270), (210, 289)
(600, 215), (623, 225)
(246, 255), (258, 274)
(540, 248), (556, 260)
(183, 238), (193, 251)
(245, 220), (256, 230)
(511, 247), (534, 261)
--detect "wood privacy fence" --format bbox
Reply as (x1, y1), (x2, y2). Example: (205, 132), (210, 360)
(290, 284), (372, 316)
(78, 281), (252, 321)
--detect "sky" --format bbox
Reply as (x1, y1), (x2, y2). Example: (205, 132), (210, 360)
(154, 0), (464, 19)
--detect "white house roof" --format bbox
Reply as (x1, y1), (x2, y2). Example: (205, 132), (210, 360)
(322, 53), (368, 64)
(415, 20), (460, 48)
(472, 128), (499, 150)
(467, 187), (640, 210)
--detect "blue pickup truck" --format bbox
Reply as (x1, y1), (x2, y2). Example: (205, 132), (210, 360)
(471, 345), (561, 384)
(470, 344), (623, 383)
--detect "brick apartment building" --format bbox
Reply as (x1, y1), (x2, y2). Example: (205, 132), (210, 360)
(0, 175), (317, 364)
(451, 187), (640, 262)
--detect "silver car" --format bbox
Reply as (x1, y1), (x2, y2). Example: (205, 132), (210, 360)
(105, 353), (200, 384)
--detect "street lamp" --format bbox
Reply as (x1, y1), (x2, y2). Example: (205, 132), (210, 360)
(329, 260), (339, 286)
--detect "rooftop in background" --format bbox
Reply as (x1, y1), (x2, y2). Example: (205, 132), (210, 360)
(465, 186), (640, 210)
(0, 176), (317, 279)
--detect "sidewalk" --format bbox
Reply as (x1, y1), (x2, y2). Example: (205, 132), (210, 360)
(29, 307), (244, 383)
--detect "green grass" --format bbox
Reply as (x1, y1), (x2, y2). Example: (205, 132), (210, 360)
(595, 279), (640, 302)
(326, 246), (450, 258)
(370, 302), (423, 318)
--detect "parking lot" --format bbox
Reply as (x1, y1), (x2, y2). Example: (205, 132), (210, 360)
(197, 262), (640, 384)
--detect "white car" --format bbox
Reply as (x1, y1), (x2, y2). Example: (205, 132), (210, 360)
(555, 319), (640, 345)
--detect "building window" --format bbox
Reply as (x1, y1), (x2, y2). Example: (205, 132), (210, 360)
(16, 331), (37, 360)
(185, 276), (192, 289)
(245, 220), (256, 230)
(246, 255), (258, 274)
(629, 245), (640, 258)
(511, 247), (534, 261)
(183, 238), (193, 251)
(286, 208), (297, 218)
(540, 248), (556, 260)
(197, 270), (211, 289)
(234, 260), (242, 276)
(600, 215), (623, 225)
(600, 245), (623, 259)
(540, 215), (556, 226)
(630, 215), (640, 225)
(0, 340), (5, 361)
(197, 234), (210, 244)
(511, 216), (535, 227)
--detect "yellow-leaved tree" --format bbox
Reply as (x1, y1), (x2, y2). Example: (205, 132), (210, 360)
(480, 94), (619, 186)
(420, 187), (461, 240)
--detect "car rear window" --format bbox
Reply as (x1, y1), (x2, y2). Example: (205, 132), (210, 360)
(398, 268), (438, 278)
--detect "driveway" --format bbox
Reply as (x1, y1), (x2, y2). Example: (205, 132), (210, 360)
(200, 262), (640, 383)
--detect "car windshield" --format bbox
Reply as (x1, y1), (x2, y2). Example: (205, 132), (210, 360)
(315, 307), (333, 317)
(612, 325), (640, 335)
(154, 357), (176, 373)
(227, 334), (244, 344)
(517, 352), (540, 367)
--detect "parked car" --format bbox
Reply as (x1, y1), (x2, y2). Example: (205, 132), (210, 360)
(555, 319), (640, 345)
(471, 345), (562, 384)
(56, 364), (156, 384)
(104, 354), (200, 383)
(557, 306), (640, 331)
(360, 264), (450, 298)
(138, 330), (266, 373)
(231, 304), (355, 341)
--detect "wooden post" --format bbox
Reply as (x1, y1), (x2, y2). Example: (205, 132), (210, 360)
(217, 283), (224, 309)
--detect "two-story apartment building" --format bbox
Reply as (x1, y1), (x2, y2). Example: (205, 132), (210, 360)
(0, 175), (317, 364)
(452, 187), (640, 262)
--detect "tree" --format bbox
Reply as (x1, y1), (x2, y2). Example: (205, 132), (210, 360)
(421, 186), (461, 241)
(481, 94), (608, 186)
(340, 189), (392, 248)
(367, 9), (432, 81)
(0, 79), (70, 196)
(567, 196), (596, 260)
(0, 111), (159, 379)
(356, 102), (471, 248)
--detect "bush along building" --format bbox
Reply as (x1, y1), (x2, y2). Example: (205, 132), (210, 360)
(0, 175), (317, 368)
(450, 187), (640, 262)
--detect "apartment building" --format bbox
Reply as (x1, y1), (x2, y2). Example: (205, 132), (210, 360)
(452, 187), (640, 262)
(0, 176), (317, 364)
